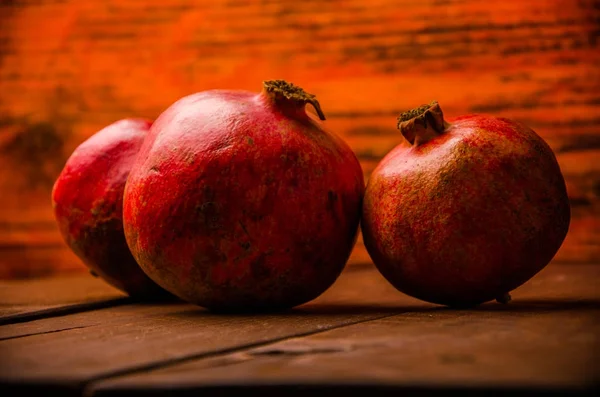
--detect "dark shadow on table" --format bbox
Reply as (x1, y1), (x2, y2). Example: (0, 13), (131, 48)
(165, 298), (600, 319)
(165, 304), (430, 318)
(90, 382), (600, 397)
(460, 298), (600, 314)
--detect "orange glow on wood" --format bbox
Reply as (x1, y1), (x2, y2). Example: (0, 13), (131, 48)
(1, 0), (599, 278)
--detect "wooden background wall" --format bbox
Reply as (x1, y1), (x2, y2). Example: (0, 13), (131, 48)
(1, 0), (599, 279)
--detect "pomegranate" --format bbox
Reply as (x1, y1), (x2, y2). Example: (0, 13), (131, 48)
(52, 119), (172, 299)
(362, 101), (570, 307)
(123, 80), (365, 312)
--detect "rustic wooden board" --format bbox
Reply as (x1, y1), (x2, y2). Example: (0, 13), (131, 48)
(0, 264), (597, 396)
(0, 265), (430, 392)
(89, 309), (599, 396)
(88, 264), (600, 396)
(0, 273), (127, 325)
(1, 0), (600, 278)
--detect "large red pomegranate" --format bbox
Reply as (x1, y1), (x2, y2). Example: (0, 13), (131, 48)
(52, 119), (172, 299)
(362, 101), (570, 307)
(123, 80), (365, 312)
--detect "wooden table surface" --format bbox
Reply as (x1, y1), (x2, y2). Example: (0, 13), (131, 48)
(0, 263), (598, 396)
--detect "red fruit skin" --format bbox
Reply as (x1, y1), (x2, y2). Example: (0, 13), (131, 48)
(123, 84), (365, 312)
(52, 119), (172, 299)
(362, 108), (571, 307)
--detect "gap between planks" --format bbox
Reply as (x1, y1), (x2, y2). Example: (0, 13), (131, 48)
(78, 311), (403, 396)
(84, 264), (600, 396)
(0, 262), (371, 328)
(0, 298), (132, 327)
(0, 265), (423, 395)
(0, 273), (132, 326)
(85, 301), (600, 396)
(1, 264), (597, 396)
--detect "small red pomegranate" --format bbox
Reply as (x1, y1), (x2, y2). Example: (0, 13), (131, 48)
(362, 101), (570, 307)
(52, 119), (172, 299)
(123, 80), (365, 312)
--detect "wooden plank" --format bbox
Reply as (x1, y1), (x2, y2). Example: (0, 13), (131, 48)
(1, 0), (600, 278)
(88, 264), (600, 396)
(0, 273), (127, 325)
(90, 309), (600, 397)
(0, 240), (86, 279)
(0, 265), (430, 393)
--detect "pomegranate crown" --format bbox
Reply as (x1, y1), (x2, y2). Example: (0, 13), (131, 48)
(263, 80), (326, 121)
(397, 101), (440, 128)
(396, 101), (448, 145)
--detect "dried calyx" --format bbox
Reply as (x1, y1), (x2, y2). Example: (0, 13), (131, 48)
(397, 101), (449, 146)
(263, 80), (326, 121)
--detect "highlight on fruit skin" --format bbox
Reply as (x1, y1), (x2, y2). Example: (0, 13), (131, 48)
(51, 119), (175, 300)
(123, 79), (365, 312)
(361, 101), (571, 308)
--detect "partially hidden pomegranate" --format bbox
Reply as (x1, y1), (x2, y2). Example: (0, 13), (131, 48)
(123, 80), (365, 312)
(52, 119), (173, 299)
(362, 101), (570, 307)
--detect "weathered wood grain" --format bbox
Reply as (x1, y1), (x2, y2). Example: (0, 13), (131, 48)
(0, 265), (429, 392)
(1, 0), (599, 277)
(90, 309), (600, 396)
(1, 264), (598, 396)
(88, 264), (600, 396)
(0, 273), (126, 324)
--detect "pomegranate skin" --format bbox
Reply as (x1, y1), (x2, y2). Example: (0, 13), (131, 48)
(362, 102), (570, 307)
(52, 119), (173, 299)
(123, 80), (365, 312)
